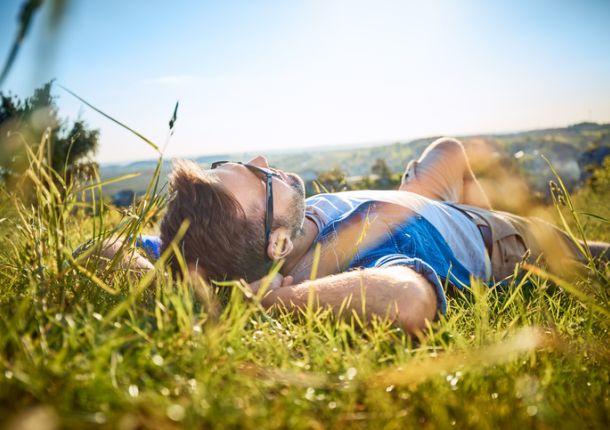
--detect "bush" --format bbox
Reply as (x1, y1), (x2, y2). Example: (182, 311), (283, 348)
(0, 81), (99, 195)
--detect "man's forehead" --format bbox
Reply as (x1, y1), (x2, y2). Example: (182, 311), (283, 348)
(210, 163), (256, 183)
(211, 166), (263, 214)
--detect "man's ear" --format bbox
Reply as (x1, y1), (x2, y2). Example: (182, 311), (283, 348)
(267, 228), (294, 260)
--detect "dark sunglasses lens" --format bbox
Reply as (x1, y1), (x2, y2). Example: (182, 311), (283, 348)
(211, 161), (228, 169)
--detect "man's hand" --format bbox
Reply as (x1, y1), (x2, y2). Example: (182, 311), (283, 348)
(249, 273), (294, 295)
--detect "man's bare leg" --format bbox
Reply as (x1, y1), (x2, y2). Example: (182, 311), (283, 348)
(400, 137), (492, 209)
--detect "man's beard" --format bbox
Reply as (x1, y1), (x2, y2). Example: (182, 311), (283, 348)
(276, 172), (306, 238)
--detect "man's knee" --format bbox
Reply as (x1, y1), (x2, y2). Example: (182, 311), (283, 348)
(420, 137), (470, 174)
(401, 137), (470, 199)
(425, 137), (467, 160)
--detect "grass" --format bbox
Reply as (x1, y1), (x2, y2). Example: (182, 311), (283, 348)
(0, 127), (609, 429)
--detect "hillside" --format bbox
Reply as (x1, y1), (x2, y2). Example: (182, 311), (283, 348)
(100, 122), (610, 199)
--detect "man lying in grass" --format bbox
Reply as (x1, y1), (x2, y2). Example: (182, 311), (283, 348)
(108, 138), (609, 336)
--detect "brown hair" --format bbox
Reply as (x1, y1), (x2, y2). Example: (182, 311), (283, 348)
(160, 160), (270, 282)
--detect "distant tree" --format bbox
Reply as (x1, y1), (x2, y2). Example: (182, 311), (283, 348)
(316, 167), (348, 192)
(587, 154), (610, 194)
(0, 81), (99, 192)
(371, 158), (392, 187)
(578, 133), (610, 182)
(349, 175), (377, 191)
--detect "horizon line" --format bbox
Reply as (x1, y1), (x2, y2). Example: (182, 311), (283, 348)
(98, 120), (609, 167)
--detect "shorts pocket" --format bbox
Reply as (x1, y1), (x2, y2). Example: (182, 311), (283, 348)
(491, 234), (528, 280)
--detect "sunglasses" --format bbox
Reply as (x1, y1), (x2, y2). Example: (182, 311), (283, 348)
(210, 161), (281, 257)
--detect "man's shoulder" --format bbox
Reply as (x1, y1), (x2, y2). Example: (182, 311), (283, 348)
(306, 190), (444, 211)
(306, 190), (390, 205)
(305, 191), (376, 234)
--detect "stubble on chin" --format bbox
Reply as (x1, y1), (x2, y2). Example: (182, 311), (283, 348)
(289, 191), (306, 237)
(272, 172), (306, 239)
(287, 174), (306, 237)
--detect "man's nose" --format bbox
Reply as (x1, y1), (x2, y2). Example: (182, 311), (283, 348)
(247, 155), (269, 168)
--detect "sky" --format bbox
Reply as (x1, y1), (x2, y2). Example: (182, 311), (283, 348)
(1, 0), (609, 164)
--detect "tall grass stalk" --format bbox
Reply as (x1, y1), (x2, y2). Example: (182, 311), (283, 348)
(0, 114), (608, 428)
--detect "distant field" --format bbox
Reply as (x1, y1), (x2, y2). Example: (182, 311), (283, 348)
(100, 122), (610, 201)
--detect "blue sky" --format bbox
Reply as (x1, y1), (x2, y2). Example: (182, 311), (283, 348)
(1, 0), (609, 163)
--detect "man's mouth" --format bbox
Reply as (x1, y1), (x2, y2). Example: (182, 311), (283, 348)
(271, 168), (304, 194)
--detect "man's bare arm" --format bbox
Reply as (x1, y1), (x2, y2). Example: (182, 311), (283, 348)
(74, 237), (154, 272)
(258, 266), (439, 336)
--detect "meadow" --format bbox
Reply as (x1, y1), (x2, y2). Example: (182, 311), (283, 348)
(0, 135), (608, 429)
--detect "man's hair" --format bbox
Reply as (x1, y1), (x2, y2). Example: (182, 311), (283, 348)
(160, 160), (270, 282)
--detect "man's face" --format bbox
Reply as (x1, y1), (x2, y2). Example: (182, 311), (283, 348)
(212, 156), (306, 238)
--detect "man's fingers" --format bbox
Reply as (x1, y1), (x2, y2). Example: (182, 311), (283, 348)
(248, 279), (262, 294)
(250, 273), (292, 295)
(260, 273), (283, 291)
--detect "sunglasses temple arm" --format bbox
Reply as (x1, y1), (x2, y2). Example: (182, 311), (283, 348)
(265, 174), (273, 246)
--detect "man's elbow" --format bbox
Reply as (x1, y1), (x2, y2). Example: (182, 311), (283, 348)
(396, 308), (433, 337)
(382, 267), (438, 336)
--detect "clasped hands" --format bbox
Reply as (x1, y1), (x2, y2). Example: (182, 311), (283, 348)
(248, 273), (294, 295)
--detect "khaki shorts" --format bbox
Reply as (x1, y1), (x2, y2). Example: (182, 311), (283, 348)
(452, 204), (583, 280)
(400, 138), (583, 280)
